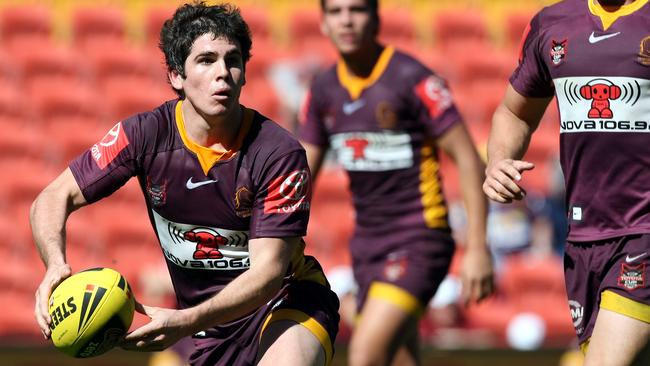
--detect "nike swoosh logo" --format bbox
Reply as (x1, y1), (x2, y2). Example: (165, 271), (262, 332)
(342, 99), (365, 115)
(625, 252), (647, 263)
(186, 177), (219, 190)
(588, 31), (621, 44)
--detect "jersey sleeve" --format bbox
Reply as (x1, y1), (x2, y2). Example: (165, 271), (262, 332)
(249, 149), (311, 239)
(412, 72), (463, 138)
(509, 13), (555, 98)
(69, 117), (142, 203)
(298, 82), (330, 147)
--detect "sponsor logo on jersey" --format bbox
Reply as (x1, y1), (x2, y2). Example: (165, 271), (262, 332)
(375, 101), (398, 129)
(146, 177), (167, 207)
(185, 177), (219, 190)
(330, 131), (414, 171)
(91, 122), (129, 169)
(153, 211), (250, 270)
(263, 170), (310, 214)
(550, 39), (567, 65)
(588, 31), (620, 44)
(638, 35), (650, 66)
(342, 99), (366, 115)
(234, 186), (253, 218)
(568, 299), (584, 334)
(414, 75), (452, 118)
(618, 263), (645, 290)
(383, 252), (408, 282)
(625, 252), (647, 263)
(554, 76), (650, 133)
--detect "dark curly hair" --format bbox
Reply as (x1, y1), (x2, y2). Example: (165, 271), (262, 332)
(160, 2), (252, 97)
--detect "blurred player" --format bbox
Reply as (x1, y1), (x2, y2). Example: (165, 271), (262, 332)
(299, 0), (494, 364)
(483, 0), (650, 365)
(30, 3), (339, 365)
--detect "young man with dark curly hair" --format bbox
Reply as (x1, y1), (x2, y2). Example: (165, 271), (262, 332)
(31, 3), (339, 365)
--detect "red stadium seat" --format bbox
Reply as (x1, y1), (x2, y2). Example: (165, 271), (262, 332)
(144, 5), (177, 49)
(433, 9), (489, 50)
(378, 8), (417, 50)
(0, 5), (52, 51)
(505, 10), (536, 51)
(240, 6), (271, 41)
(9, 43), (86, 89)
(288, 9), (338, 64)
(103, 77), (176, 121)
(240, 78), (281, 124)
(29, 80), (102, 124)
(0, 86), (28, 121)
(86, 43), (153, 87)
(72, 6), (127, 50)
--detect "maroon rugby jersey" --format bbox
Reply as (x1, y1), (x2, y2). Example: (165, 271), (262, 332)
(300, 46), (461, 255)
(70, 100), (326, 310)
(511, 0), (650, 241)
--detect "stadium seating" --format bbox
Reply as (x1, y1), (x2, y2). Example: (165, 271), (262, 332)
(72, 6), (127, 50)
(0, 5), (52, 51)
(8, 42), (86, 90)
(433, 9), (489, 50)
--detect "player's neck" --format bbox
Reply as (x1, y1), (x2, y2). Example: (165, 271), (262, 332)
(181, 101), (243, 150)
(340, 42), (384, 78)
(596, 0), (636, 10)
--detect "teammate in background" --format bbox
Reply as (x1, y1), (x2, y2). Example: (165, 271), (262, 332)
(483, 0), (650, 365)
(300, 0), (494, 364)
(30, 3), (339, 365)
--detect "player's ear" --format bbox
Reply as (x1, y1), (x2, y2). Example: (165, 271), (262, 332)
(169, 69), (184, 91)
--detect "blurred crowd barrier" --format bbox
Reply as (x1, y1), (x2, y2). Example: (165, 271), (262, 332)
(0, 0), (577, 354)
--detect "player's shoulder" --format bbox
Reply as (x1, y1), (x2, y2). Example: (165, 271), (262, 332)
(529, 0), (584, 33)
(121, 99), (177, 132)
(246, 109), (304, 157)
(310, 63), (338, 91)
(117, 99), (180, 152)
(390, 48), (432, 78)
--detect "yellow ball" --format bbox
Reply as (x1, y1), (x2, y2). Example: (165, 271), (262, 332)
(48, 267), (135, 358)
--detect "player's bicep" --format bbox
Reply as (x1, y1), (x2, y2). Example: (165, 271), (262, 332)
(248, 237), (300, 278)
(499, 84), (553, 131)
(40, 168), (88, 209)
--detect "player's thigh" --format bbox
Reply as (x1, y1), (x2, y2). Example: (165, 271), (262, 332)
(256, 320), (326, 366)
(352, 294), (418, 354)
(584, 308), (650, 366)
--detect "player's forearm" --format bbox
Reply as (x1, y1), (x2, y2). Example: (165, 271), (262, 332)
(30, 188), (72, 268)
(457, 153), (488, 251)
(184, 262), (285, 333)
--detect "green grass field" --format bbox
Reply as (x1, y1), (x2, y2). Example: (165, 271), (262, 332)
(0, 345), (566, 366)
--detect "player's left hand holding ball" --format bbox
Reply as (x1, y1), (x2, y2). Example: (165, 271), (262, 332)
(120, 303), (194, 352)
(35, 263), (72, 339)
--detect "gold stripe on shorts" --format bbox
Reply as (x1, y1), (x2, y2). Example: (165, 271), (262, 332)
(601, 290), (650, 323)
(367, 281), (424, 317)
(260, 309), (333, 365)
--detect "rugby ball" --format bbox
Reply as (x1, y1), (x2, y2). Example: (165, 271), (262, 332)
(48, 267), (135, 358)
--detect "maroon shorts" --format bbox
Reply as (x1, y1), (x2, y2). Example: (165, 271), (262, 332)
(351, 231), (455, 316)
(188, 280), (340, 366)
(565, 234), (650, 345)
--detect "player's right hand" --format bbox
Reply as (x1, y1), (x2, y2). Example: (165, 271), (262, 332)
(483, 159), (535, 203)
(34, 264), (72, 340)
